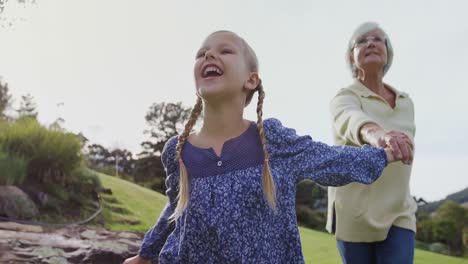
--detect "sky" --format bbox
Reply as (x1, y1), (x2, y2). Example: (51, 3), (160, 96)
(0, 0), (467, 201)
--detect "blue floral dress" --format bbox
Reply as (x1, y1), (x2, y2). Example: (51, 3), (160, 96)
(138, 118), (387, 263)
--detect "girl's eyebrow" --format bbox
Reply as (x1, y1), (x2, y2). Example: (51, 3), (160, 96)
(196, 42), (237, 55)
(219, 43), (236, 49)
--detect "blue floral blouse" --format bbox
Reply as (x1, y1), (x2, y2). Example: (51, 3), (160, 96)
(138, 118), (387, 263)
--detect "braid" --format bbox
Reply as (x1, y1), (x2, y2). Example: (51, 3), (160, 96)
(255, 81), (277, 210)
(172, 96), (203, 220)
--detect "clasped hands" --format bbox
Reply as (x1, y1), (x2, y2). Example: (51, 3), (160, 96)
(361, 124), (414, 165)
(380, 131), (414, 165)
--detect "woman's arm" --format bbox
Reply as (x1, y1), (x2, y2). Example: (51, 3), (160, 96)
(330, 89), (378, 146)
(360, 123), (413, 165)
(330, 89), (413, 164)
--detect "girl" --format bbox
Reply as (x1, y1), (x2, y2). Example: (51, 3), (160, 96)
(123, 30), (400, 264)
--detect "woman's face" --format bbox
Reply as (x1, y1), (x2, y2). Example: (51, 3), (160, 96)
(351, 29), (388, 75)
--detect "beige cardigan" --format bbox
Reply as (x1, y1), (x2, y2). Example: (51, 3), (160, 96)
(326, 80), (417, 242)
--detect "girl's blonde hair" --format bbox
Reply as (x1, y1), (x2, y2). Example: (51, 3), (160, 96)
(171, 31), (276, 220)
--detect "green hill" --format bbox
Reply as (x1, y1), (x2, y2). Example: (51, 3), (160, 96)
(98, 173), (467, 264)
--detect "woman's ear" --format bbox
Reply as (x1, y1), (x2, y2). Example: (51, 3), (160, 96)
(244, 72), (260, 91)
(349, 51), (355, 66)
(349, 51), (360, 77)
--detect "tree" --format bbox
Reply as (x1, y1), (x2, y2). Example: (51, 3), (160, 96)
(87, 144), (135, 178)
(0, 80), (12, 119)
(49, 117), (66, 132)
(109, 148), (134, 176)
(87, 144), (111, 168)
(432, 201), (468, 256)
(417, 217), (435, 244)
(17, 93), (38, 119)
(0, 0), (36, 28)
(296, 180), (326, 210)
(144, 102), (192, 148)
(134, 102), (192, 188)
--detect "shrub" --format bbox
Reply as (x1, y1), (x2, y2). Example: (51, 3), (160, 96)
(416, 218), (435, 243)
(0, 117), (82, 185)
(146, 177), (165, 194)
(40, 166), (102, 219)
(415, 240), (429, 250)
(69, 167), (102, 195)
(0, 149), (28, 185)
(296, 205), (327, 231)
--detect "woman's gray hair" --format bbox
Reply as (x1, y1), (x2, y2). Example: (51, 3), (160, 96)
(346, 22), (393, 78)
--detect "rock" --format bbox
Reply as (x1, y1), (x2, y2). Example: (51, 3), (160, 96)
(0, 223), (145, 263)
(119, 232), (140, 240)
(0, 186), (38, 220)
(80, 229), (106, 240)
(0, 221), (43, 233)
(37, 191), (49, 207)
(100, 188), (113, 195)
(429, 242), (448, 255)
(102, 196), (118, 204)
(107, 204), (131, 214)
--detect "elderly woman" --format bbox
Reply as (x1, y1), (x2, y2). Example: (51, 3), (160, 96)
(326, 22), (417, 264)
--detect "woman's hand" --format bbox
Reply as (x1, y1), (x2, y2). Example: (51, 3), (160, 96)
(383, 137), (413, 165)
(381, 131), (413, 164)
(122, 255), (152, 264)
(361, 123), (413, 164)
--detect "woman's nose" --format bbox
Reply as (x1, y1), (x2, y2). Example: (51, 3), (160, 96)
(367, 41), (376, 48)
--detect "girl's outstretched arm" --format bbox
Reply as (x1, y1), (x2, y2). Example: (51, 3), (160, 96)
(135, 137), (179, 260)
(264, 118), (390, 186)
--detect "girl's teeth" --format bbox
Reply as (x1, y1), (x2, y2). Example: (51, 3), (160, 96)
(204, 66), (221, 75)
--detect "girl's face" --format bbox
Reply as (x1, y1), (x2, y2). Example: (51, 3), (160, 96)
(194, 32), (256, 103)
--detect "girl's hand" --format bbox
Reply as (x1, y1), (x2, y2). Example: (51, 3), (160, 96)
(122, 255), (152, 264)
(384, 145), (413, 165)
(380, 131), (413, 164)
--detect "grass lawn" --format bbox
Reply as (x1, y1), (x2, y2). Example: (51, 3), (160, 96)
(299, 227), (467, 264)
(98, 173), (468, 264)
(98, 172), (167, 232)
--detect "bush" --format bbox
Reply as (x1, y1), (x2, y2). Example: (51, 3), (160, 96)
(296, 205), (327, 231)
(145, 177), (166, 194)
(68, 167), (102, 206)
(416, 218), (435, 243)
(0, 117), (82, 185)
(92, 165), (117, 177)
(415, 240), (429, 250)
(296, 180), (326, 209)
(0, 118), (103, 223)
(45, 167), (102, 205)
(0, 149), (27, 185)
(431, 201), (467, 256)
(40, 166), (102, 219)
(70, 167), (102, 194)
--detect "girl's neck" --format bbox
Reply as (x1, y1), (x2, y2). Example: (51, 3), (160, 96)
(199, 99), (250, 142)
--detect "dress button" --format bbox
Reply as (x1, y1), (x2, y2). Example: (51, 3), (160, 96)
(217, 160), (223, 166)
